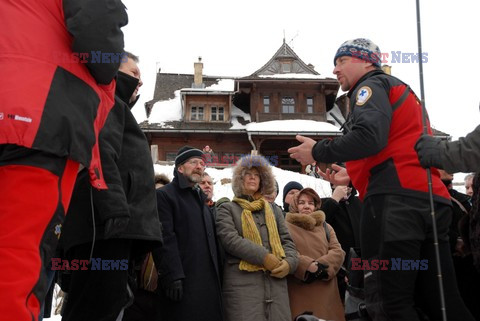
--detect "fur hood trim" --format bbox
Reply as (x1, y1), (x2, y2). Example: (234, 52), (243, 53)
(231, 155), (276, 197)
(286, 211), (326, 231)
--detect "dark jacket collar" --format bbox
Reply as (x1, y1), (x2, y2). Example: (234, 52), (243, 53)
(347, 69), (384, 99)
(173, 168), (193, 189)
(173, 168), (208, 202)
(116, 71), (140, 108)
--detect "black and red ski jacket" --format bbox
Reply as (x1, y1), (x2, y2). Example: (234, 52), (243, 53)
(0, 0), (128, 189)
(313, 69), (450, 203)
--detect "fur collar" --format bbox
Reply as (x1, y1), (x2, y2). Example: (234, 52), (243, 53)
(286, 211), (326, 231)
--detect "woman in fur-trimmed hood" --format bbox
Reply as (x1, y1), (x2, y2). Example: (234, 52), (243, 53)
(216, 155), (298, 321)
(286, 188), (346, 321)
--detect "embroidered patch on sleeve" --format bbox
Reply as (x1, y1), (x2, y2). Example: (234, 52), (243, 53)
(356, 86), (372, 106)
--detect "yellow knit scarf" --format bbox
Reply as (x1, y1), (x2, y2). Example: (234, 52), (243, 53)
(233, 196), (286, 272)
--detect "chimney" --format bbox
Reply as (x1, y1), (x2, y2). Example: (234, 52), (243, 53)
(381, 64), (392, 75)
(193, 56), (204, 88)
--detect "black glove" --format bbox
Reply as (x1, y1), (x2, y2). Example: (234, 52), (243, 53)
(304, 262), (329, 284)
(164, 279), (183, 301)
(104, 216), (130, 239)
(414, 135), (444, 169)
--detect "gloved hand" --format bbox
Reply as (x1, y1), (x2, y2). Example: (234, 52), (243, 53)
(263, 253), (281, 271)
(414, 135), (444, 169)
(304, 262), (329, 284)
(104, 216), (130, 239)
(271, 259), (290, 278)
(164, 279), (184, 301)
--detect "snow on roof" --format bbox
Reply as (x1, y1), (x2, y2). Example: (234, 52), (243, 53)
(181, 78), (235, 92)
(154, 163), (333, 203)
(148, 89), (182, 125)
(242, 119), (341, 133)
(326, 105), (346, 128)
(231, 105), (251, 121)
(204, 78), (235, 91)
(257, 73), (328, 80)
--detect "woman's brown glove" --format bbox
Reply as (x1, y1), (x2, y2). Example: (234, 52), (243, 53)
(263, 253), (281, 271)
(271, 260), (290, 278)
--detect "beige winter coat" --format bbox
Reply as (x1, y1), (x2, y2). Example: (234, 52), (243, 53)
(286, 211), (346, 321)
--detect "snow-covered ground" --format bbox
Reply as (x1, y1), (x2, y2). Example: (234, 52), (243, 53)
(154, 163), (333, 204)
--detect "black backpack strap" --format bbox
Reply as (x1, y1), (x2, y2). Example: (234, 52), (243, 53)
(391, 85), (411, 111)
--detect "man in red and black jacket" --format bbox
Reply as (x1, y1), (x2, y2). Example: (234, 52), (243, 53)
(0, 1), (127, 320)
(289, 38), (475, 321)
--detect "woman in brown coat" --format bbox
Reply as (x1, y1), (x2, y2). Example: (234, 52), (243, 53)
(216, 155), (298, 321)
(286, 188), (345, 321)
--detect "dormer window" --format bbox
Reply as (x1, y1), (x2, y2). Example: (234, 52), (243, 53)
(211, 106), (224, 121)
(191, 106), (204, 121)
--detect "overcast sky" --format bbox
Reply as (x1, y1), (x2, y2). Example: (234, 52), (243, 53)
(121, 0), (480, 140)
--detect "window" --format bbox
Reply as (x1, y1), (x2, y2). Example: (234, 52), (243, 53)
(211, 106), (225, 121)
(307, 97), (313, 113)
(282, 63), (291, 73)
(263, 96), (270, 113)
(165, 152), (177, 162)
(282, 96), (295, 113)
(190, 106), (204, 121)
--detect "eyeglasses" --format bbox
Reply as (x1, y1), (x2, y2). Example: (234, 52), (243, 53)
(187, 159), (206, 167)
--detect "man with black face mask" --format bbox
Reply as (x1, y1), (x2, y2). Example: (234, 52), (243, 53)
(59, 52), (163, 321)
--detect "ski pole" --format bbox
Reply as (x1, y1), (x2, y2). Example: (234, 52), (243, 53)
(416, 1), (447, 320)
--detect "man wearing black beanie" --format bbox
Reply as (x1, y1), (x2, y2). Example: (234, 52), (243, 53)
(154, 146), (224, 321)
(282, 181), (304, 213)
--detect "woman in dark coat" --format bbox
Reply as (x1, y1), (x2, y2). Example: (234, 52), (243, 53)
(216, 155), (298, 321)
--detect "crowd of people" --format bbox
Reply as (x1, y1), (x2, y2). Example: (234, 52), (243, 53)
(1, 1), (479, 320)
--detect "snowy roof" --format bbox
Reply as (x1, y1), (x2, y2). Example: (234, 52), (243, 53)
(257, 73), (329, 80)
(148, 89), (182, 126)
(181, 79), (235, 92)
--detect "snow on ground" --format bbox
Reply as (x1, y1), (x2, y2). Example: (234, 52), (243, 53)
(245, 119), (340, 133)
(154, 163), (333, 204)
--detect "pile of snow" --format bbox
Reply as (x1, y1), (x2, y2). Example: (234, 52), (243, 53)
(154, 163), (333, 205)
